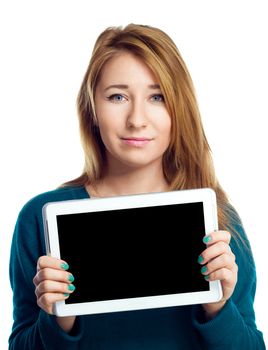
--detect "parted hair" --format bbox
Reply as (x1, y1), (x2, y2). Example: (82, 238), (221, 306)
(64, 24), (242, 241)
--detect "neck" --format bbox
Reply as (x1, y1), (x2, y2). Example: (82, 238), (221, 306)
(88, 163), (170, 198)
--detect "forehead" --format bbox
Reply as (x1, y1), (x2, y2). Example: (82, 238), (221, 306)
(98, 52), (158, 86)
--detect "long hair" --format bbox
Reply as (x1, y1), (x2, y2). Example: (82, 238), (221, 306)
(63, 24), (242, 241)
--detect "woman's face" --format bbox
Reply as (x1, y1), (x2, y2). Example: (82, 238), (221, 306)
(94, 52), (171, 172)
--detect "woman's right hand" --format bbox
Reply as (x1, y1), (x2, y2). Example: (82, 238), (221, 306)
(33, 256), (76, 332)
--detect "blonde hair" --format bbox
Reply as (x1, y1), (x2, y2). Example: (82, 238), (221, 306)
(64, 24), (242, 240)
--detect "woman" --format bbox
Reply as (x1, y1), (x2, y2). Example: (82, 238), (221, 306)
(9, 24), (265, 349)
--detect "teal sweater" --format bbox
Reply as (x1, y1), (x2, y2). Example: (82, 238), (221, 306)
(9, 186), (266, 349)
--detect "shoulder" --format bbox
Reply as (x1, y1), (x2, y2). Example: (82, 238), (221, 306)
(16, 186), (88, 230)
(226, 204), (253, 261)
(13, 186), (88, 253)
(225, 204), (257, 299)
(223, 202), (251, 250)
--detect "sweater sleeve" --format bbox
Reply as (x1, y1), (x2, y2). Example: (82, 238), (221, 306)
(8, 198), (84, 350)
(192, 217), (266, 349)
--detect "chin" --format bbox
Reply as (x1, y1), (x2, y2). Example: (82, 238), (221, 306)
(120, 156), (160, 169)
(107, 149), (162, 170)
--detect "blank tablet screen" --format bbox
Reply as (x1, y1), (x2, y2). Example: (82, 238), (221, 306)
(56, 202), (208, 304)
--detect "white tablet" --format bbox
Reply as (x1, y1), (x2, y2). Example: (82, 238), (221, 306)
(43, 188), (222, 317)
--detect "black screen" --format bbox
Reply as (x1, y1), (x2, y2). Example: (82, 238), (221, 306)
(56, 202), (208, 304)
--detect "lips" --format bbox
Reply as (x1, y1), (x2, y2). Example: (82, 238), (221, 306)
(121, 137), (152, 147)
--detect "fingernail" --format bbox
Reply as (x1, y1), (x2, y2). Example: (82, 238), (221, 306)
(197, 255), (204, 264)
(68, 284), (76, 292)
(63, 293), (69, 297)
(204, 274), (210, 281)
(68, 274), (75, 283)
(60, 262), (69, 270)
(203, 235), (212, 244)
(201, 266), (208, 274)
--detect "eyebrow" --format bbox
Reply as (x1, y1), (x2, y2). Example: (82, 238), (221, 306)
(104, 84), (161, 91)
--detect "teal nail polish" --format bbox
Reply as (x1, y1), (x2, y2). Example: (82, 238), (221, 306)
(201, 266), (208, 274)
(68, 274), (75, 283)
(197, 255), (204, 264)
(204, 274), (210, 280)
(68, 284), (76, 292)
(203, 235), (212, 244)
(60, 262), (69, 270)
(63, 293), (69, 297)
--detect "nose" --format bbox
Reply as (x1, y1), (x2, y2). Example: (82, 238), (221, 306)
(126, 99), (147, 129)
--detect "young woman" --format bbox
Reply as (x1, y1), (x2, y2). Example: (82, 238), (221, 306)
(9, 24), (265, 349)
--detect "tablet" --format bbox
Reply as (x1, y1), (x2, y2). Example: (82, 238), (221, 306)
(43, 188), (222, 316)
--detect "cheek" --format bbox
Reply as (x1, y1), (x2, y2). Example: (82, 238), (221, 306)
(159, 124), (172, 154)
(96, 106), (115, 133)
(156, 115), (172, 144)
(96, 109), (122, 149)
(96, 102), (124, 128)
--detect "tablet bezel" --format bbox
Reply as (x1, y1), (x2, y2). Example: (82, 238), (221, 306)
(43, 188), (222, 316)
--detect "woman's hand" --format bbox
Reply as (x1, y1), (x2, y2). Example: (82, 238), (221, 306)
(198, 230), (238, 319)
(33, 255), (76, 332)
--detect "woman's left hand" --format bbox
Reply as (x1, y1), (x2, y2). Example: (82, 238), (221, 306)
(198, 230), (238, 319)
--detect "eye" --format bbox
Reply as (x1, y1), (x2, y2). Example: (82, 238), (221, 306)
(151, 94), (165, 103)
(107, 94), (126, 102)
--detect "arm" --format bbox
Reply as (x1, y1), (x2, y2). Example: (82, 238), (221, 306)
(192, 222), (266, 349)
(9, 201), (84, 350)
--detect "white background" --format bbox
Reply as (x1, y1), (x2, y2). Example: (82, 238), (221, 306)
(0, 1), (267, 348)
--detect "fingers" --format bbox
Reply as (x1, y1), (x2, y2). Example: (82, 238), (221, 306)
(200, 252), (237, 277)
(37, 292), (70, 315)
(198, 230), (238, 302)
(35, 279), (75, 295)
(203, 230), (231, 246)
(33, 267), (74, 286)
(33, 255), (75, 315)
(203, 267), (237, 287)
(199, 230), (231, 264)
(199, 241), (234, 266)
(37, 255), (69, 272)
(35, 279), (75, 315)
